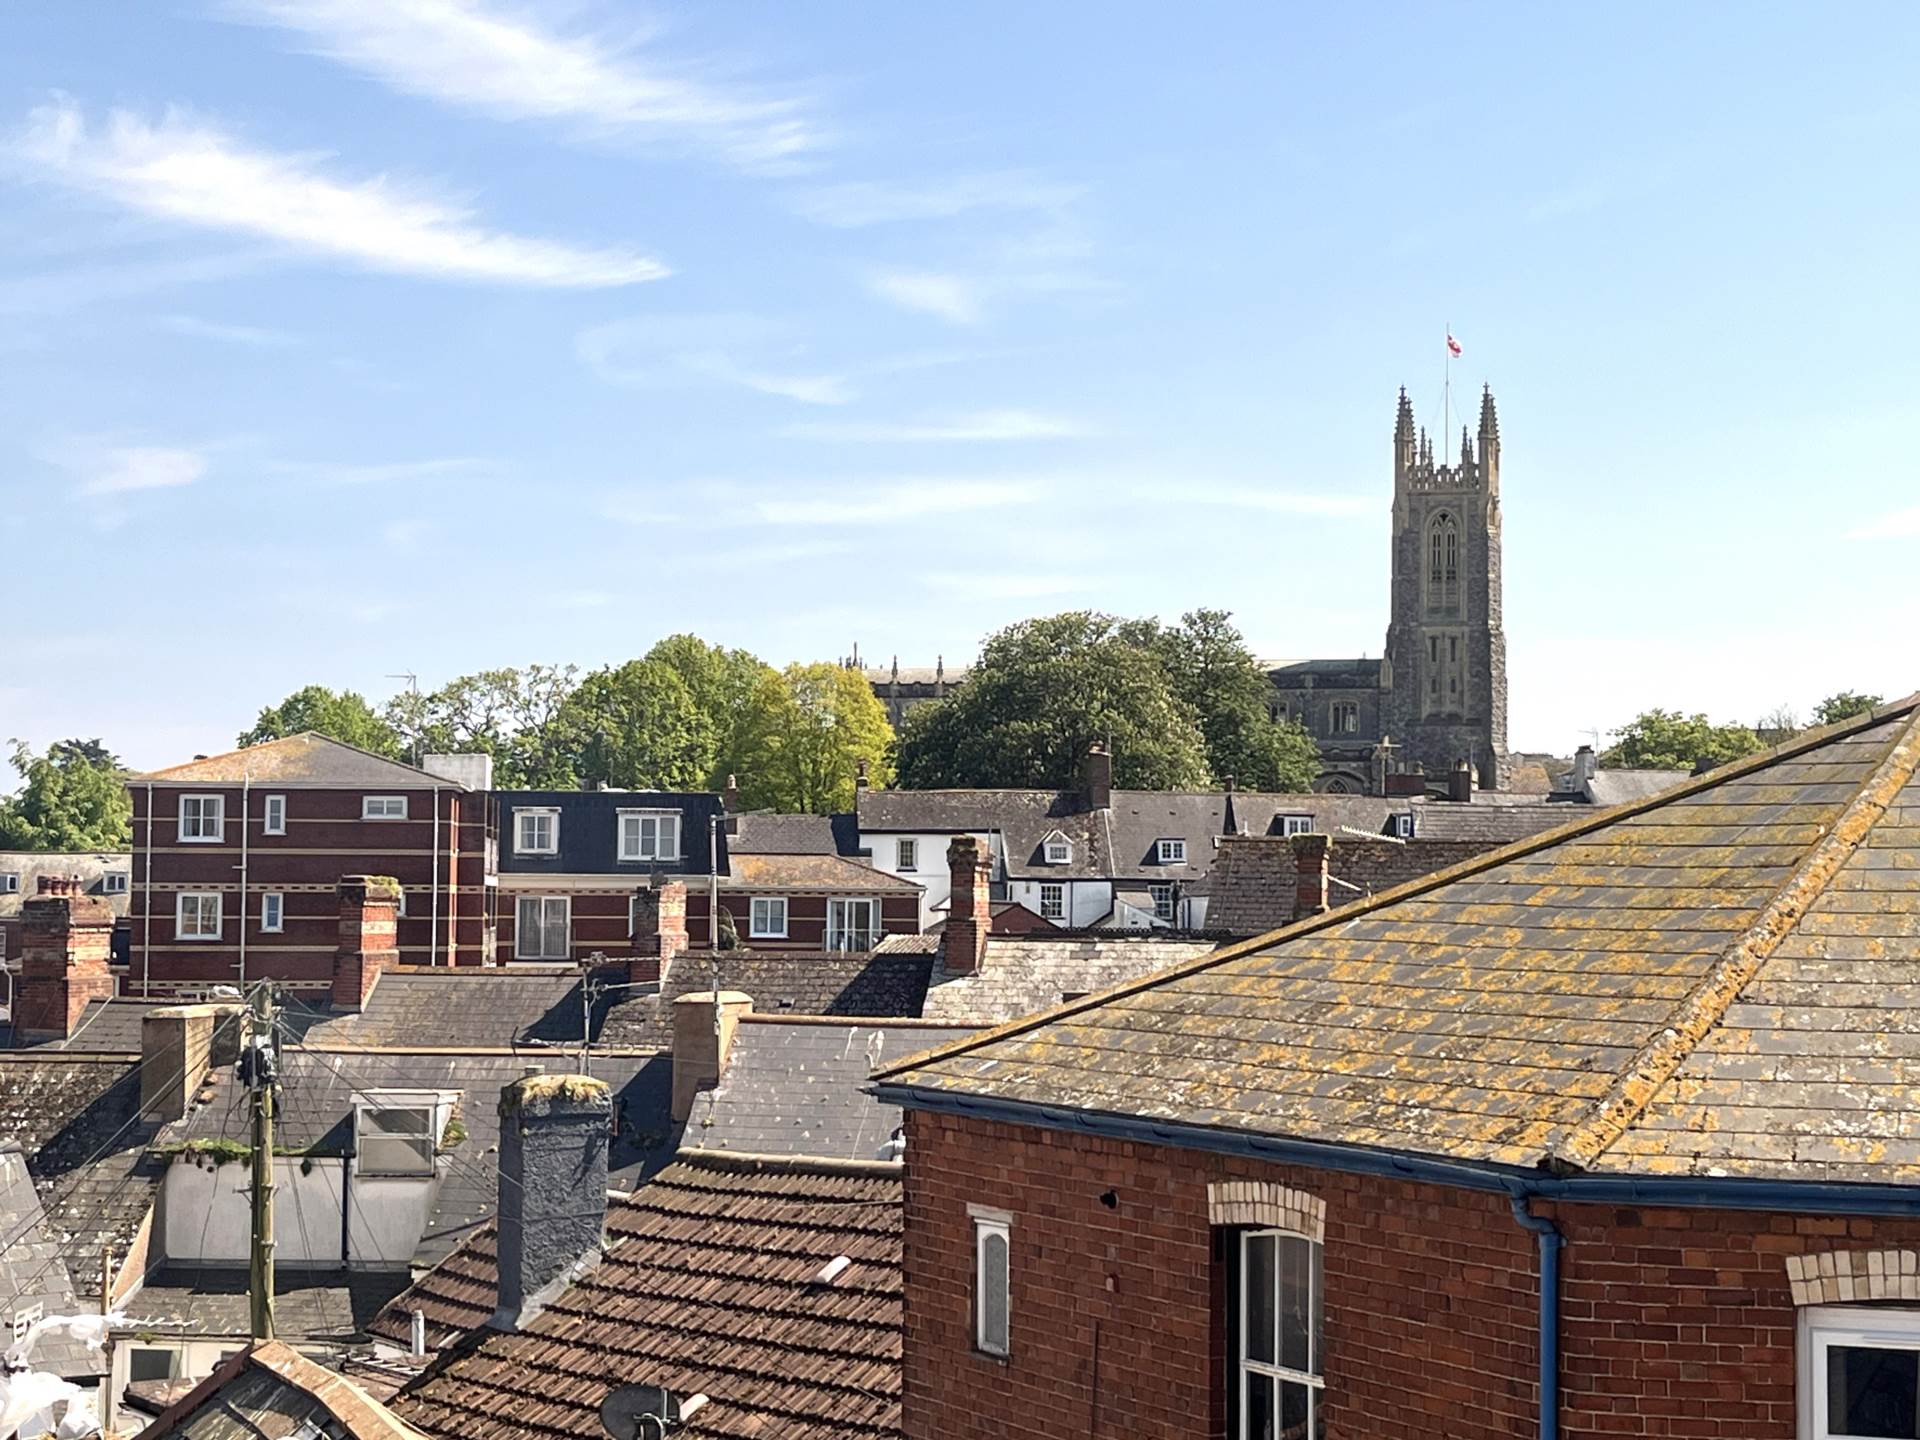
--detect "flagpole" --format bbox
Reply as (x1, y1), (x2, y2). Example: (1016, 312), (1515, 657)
(1443, 321), (1451, 447)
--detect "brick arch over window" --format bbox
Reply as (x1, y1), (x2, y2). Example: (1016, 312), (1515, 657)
(1206, 1181), (1324, 1242)
(1787, 1249), (1920, 1305)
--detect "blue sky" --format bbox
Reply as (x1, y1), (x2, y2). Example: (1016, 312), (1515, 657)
(2, 3), (1917, 771)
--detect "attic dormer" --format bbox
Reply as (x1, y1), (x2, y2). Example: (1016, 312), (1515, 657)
(1041, 831), (1072, 865)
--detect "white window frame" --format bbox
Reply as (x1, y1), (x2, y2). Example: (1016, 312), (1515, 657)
(896, 838), (918, 872)
(1391, 813), (1416, 840)
(1236, 1227), (1324, 1440)
(263, 794), (287, 836)
(11, 1302), (42, 1344)
(179, 794), (225, 843)
(354, 1097), (438, 1178)
(1038, 883), (1065, 922)
(0, 874), (16, 895)
(361, 795), (408, 821)
(1157, 838), (1187, 864)
(1280, 815), (1313, 837)
(1149, 883), (1175, 922)
(1800, 1304), (1920, 1440)
(618, 810), (681, 863)
(514, 894), (571, 960)
(970, 1205), (1012, 1358)
(102, 872), (129, 895)
(750, 896), (789, 939)
(176, 892), (223, 940)
(1042, 834), (1071, 865)
(514, 808), (559, 856)
(826, 897), (878, 952)
(260, 893), (284, 934)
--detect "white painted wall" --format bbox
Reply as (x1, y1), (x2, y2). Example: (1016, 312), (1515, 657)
(1005, 878), (1115, 929)
(160, 1155), (433, 1270)
(863, 831), (995, 927)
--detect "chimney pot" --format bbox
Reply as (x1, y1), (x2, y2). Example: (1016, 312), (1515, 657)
(491, 1072), (613, 1332)
(942, 836), (992, 976)
(1290, 832), (1332, 922)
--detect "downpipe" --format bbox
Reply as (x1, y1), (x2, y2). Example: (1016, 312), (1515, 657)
(1509, 1194), (1561, 1440)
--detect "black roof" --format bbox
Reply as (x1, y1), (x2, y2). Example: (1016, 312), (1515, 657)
(600, 953), (938, 1048)
(495, 789), (727, 878)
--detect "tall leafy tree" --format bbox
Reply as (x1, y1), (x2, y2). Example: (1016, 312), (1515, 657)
(239, 685), (401, 757)
(644, 635), (776, 789)
(734, 663), (895, 813)
(898, 612), (1211, 790)
(1602, 709), (1764, 772)
(1120, 608), (1319, 791)
(1812, 691), (1883, 727)
(384, 665), (577, 786)
(0, 739), (132, 850)
(552, 660), (714, 791)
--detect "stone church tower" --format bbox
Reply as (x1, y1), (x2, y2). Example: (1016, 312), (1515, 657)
(1381, 385), (1510, 789)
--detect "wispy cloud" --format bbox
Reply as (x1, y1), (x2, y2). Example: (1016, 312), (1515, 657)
(923, 571), (1088, 599)
(780, 409), (1092, 443)
(1169, 485), (1376, 518)
(868, 261), (1110, 328)
(869, 270), (986, 326)
(793, 170), (1079, 227)
(222, 0), (822, 168)
(159, 313), (300, 347)
(1845, 504), (1920, 540)
(270, 456), (494, 486)
(755, 478), (1038, 526)
(577, 312), (853, 404)
(64, 444), (209, 496)
(14, 99), (667, 287)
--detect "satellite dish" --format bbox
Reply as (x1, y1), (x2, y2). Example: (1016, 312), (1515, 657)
(600, 1384), (685, 1440)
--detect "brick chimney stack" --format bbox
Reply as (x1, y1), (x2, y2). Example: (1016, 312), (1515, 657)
(331, 876), (401, 1012)
(943, 836), (992, 976)
(722, 774), (740, 813)
(1290, 833), (1332, 923)
(629, 881), (688, 985)
(15, 877), (116, 1041)
(491, 1069), (612, 1332)
(1082, 743), (1113, 811)
(670, 990), (753, 1121)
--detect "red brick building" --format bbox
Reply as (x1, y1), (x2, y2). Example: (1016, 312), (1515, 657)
(128, 734), (494, 995)
(877, 696), (1920, 1440)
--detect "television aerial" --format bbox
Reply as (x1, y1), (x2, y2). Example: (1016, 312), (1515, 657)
(600, 1384), (710, 1440)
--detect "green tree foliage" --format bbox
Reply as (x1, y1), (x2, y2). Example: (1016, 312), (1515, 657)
(384, 665), (578, 786)
(239, 685), (401, 757)
(552, 660), (714, 790)
(897, 612), (1212, 790)
(0, 739), (133, 850)
(1601, 709), (1764, 773)
(734, 663), (895, 813)
(1120, 608), (1319, 791)
(1812, 691), (1883, 727)
(644, 635), (776, 789)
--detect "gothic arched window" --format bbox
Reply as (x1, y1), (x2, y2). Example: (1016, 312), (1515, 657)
(1426, 512), (1460, 613)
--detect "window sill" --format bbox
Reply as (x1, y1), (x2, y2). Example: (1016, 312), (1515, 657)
(750, 933), (789, 941)
(179, 836), (224, 845)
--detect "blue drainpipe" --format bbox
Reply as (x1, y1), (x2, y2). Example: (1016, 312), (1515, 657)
(1509, 1194), (1561, 1440)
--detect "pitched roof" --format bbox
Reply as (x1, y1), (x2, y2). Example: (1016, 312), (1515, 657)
(291, 969), (602, 1050)
(132, 1266), (412, 1344)
(727, 813), (841, 855)
(1407, 800), (1573, 844)
(0, 852), (131, 923)
(1205, 834), (1505, 939)
(389, 1151), (904, 1440)
(0, 1145), (92, 1378)
(1583, 768), (1691, 806)
(599, 954), (936, 1047)
(919, 936), (1216, 1026)
(138, 733), (462, 788)
(725, 853), (920, 892)
(879, 697), (1920, 1184)
(133, 1338), (431, 1440)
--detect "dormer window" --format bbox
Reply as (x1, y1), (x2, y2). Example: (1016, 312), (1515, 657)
(618, 810), (680, 863)
(515, 808), (559, 856)
(354, 1091), (445, 1177)
(1280, 815), (1313, 837)
(1156, 838), (1187, 864)
(1043, 833), (1071, 865)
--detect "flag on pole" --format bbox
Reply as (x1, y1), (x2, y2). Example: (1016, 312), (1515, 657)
(1446, 332), (1463, 357)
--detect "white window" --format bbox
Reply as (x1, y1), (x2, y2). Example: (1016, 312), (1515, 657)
(1038, 883), (1065, 921)
(750, 896), (788, 939)
(897, 838), (918, 872)
(263, 794), (286, 835)
(1043, 834), (1071, 865)
(179, 794), (224, 842)
(826, 898), (877, 952)
(1236, 1228), (1323, 1439)
(1801, 1306), (1920, 1440)
(515, 808), (559, 856)
(362, 795), (407, 820)
(1157, 838), (1187, 864)
(515, 895), (570, 960)
(260, 893), (284, 933)
(355, 1103), (436, 1176)
(176, 892), (222, 940)
(10, 1302), (41, 1344)
(1149, 883), (1175, 922)
(0, 874), (16, 894)
(1281, 815), (1313, 837)
(972, 1206), (1011, 1357)
(102, 872), (129, 895)
(1391, 813), (1415, 840)
(619, 811), (681, 862)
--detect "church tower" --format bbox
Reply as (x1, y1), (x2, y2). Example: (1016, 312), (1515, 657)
(1381, 384), (1510, 789)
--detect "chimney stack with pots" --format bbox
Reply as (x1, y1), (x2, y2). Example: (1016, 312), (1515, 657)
(14, 877), (116, 1041)
(1082, 743), (1113, 812)
(1448, 759), (1475, 804)
(629, 881), (688, 986)
(943, 835), (992, 976)
(490, 1070), (612, 1331)
(331, 876), (401, 1012)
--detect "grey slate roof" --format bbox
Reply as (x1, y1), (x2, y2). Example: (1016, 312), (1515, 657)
(493, 789), (726, 880)
(682, 1019), (979, 1162)
(728, 813), (840, 855)
(881, 698), (1920, 1184)
(291, 968), (601, 1049)
(133, 1266), (411, 1342)
(138, 733), (464, 788)
(1266, 657), (1384, 685)
(1407, 800), (1576, 844)
(0, 852), (131, 923)
(1584, 768), (1691, 806)
(599, 953), (937, 1047)
(919, 936), (1216, 1026)
(0, 1145), (93, 1378)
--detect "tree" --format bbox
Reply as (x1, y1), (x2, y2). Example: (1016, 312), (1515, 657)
(1120, 609), (1319, 791)
(1813, 691), (1883, 727)
(734, 663), (895, 813)
(0, 739), (132, 850)
(897, 612), (1211, 790)
(551, 660), (713, 790)
(1601, 709), (1764, 773)
(240, 685), (401, 757)
(644, 635), (776, 789)
(385, 665), (577, 786)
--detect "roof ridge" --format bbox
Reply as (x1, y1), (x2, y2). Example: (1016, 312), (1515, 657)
(670, 1145), (904, 1179)
(1543, 700), (1920, 1174)
(139, 731), (461, 787)
(872, 694), (1920, 1086)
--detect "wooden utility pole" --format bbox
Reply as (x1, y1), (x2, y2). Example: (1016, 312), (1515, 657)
(246, 984), (277, 1341)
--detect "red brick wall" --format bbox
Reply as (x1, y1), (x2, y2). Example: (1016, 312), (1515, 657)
(903, 1110), (1920, 1440)
(493, 888), (920, 961)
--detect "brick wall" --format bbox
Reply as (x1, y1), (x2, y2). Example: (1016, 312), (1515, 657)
(904, 1109), (1920, 1439)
